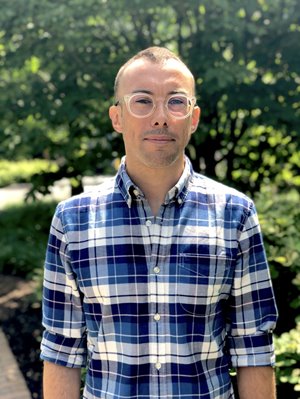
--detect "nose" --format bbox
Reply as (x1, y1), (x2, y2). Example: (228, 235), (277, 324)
(150, 102), (169, 127)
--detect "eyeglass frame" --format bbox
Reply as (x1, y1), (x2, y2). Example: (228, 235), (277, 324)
(114, 92), (197, 120)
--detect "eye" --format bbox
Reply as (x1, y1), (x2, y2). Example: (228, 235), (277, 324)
(132, 95), (153, 105)
(168, 96), (188, 106)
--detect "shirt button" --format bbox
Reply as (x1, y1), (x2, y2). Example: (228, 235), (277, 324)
(177, 198), (183, 204)
(145, 220), (152, 227)
(155, 362), (162, 370)
(154, 313), (161, 321)
(153, 266), (160, 274)
(133, 189), (139, 197)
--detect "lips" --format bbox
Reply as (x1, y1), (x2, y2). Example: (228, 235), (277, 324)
(143, 129), (176, 143)
(144, 136), (175, 142)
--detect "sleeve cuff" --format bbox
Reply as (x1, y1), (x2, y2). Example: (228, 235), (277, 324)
(40, 330), (87, 368)
(228, 332), (276, 367)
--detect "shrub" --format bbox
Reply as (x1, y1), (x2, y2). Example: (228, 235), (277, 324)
(275, 322), (300, 394)
(255, 186), (300, 395)
(0, 201), (57, 276)
(255, 187), (300, 329)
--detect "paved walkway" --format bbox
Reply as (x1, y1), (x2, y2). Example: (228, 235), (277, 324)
(0, 329), (32, 398)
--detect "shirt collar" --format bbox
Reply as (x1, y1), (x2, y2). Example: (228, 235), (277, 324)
(116, 156), (193, 208)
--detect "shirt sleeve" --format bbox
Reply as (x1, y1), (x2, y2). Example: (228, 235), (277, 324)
(226, 200), (278, 367)
(40, 204), (87, 368)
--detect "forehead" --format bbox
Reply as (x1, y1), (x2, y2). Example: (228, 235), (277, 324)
(118, 58), (195, 96)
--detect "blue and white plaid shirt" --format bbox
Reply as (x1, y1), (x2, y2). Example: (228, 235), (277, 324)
(41, 157), (277, 399)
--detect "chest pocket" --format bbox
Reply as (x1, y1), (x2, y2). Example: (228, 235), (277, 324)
(177, 253), (233, 316)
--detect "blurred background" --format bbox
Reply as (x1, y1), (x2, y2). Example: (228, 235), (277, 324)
(0, 0), (299, 397)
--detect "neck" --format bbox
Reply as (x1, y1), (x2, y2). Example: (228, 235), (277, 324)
(126, 159), (185, 216)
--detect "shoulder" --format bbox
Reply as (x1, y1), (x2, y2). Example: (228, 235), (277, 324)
(55, 176), (117, 216)
(190, 172), (254, 210)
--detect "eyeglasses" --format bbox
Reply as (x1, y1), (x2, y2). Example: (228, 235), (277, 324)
(115, 93), (196, 119)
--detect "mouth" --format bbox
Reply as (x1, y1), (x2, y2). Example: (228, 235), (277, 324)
(144, 136), (175, 143)
(143, 129), (176, 144)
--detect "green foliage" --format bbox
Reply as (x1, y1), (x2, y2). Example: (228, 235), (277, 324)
(255, 187), (300, 394)
(255, 187), (300, 325)
(256, 187), (300, 272)
(275, 322), (300, 392)
(0, 201), (57, 276)
(0, 0), (299, 195)
(0, 159), (58, 187)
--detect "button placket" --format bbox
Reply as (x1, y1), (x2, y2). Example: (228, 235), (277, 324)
(141, 206), (172, 377)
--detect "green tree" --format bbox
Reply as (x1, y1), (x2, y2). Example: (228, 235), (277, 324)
(0, 0), (299, 195)
(179, 0), (300, 193)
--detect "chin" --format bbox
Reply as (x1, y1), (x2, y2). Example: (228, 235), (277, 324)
(143, 153), (183, 169)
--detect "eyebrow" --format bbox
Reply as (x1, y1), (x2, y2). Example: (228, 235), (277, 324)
(131, 89), (189, 95)
(131, 89), (153, 95)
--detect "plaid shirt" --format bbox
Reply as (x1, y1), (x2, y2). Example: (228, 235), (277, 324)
(41, 157), (277, 399)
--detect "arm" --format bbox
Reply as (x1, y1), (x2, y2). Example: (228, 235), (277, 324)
(237, 366), (276, 399)
(43, 361), (81, 399)
(226, 201), (277, 374)
(41, 205), (88, 384)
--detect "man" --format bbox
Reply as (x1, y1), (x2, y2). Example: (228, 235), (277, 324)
(41, 46), (278, 399)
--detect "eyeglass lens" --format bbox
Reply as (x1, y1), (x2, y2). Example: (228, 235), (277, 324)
(128, 94), (192, 118)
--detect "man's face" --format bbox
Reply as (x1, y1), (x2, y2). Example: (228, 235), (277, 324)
(109, 58), (200, 173)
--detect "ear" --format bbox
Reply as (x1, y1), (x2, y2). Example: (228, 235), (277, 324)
(109, 105), (123, 133)
(191, 105), (201, 134)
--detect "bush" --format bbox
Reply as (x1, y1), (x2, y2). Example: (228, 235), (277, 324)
(0, 201), (57, 276)
(275, 322), (300, 393)
(255, 186), (300, 395)
(255, 187), (300, 330)
(0, 159), (58, 187)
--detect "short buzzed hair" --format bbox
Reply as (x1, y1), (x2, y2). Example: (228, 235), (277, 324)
(114, 46), (195, 99)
